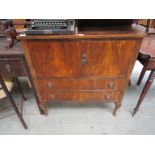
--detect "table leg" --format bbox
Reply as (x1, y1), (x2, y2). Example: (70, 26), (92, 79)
(146, 19), (151, 32)
(15, 77), (27, 101)
(133, 70), (155, 116)
(0, 76), (27, 129)
(137, 66), (147, 85)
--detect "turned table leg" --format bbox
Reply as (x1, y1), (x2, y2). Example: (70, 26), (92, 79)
(137, 66), (147, 85)
(133, 70), (155, 116)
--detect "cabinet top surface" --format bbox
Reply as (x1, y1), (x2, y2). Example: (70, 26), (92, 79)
(17, 25), (146, 40)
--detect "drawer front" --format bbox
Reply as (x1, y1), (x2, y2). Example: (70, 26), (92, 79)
(147, 60), (155, 69)
(7, 59), (27, 76)
(41, 90), (121, 102)
(37, 78), (125, 91)
(0, 59), (26, 77)
(0, 60), (12, 76)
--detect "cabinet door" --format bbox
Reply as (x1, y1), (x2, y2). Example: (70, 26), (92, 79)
(80, 40), (136, 78)
(27, 41), (81, 78)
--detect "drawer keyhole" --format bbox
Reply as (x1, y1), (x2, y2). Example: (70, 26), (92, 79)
(108, 81), (114, 89)
(47, 82), (52, 88)
(106, 93), (112, 100)
(5, 64), (11, 72)
(51, 94), (55, 99)
(81, 53), (87, 65)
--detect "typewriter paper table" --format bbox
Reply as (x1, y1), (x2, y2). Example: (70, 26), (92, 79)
(18, 25), (145, 115)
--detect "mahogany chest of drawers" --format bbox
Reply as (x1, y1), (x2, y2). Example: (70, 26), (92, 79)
(18, 25), (145, 115)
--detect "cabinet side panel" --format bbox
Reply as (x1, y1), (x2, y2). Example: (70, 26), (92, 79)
(21, 40), (45, 103)
(118, 38), (143, 102)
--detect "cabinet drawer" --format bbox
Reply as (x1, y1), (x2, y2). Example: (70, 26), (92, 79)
(41, 90), (121, 102)
(37, 78), (125, 91)
(7, 59), (26, 76)
(0, 58), (26, 77)
(0, 60), (12, 76)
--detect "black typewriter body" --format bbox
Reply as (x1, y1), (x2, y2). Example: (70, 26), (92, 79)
(24, 19), (75, 35)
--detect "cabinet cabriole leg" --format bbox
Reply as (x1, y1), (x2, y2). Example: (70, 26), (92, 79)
(113, 101), (121, 116)
(39, 103), (48, 116)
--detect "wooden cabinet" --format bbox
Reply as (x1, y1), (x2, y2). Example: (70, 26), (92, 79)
(18, 25), (145, 115)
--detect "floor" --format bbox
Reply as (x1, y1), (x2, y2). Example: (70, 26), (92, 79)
(0, 61), (155, 135)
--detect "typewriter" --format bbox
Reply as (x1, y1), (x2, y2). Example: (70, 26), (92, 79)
(24, 19), (75, 35)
